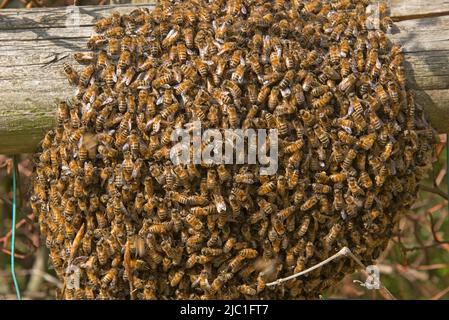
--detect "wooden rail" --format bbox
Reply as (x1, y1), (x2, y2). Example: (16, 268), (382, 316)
(0, 1), (448, 154)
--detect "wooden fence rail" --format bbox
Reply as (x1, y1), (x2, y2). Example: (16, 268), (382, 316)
(0, 1), (448, 154)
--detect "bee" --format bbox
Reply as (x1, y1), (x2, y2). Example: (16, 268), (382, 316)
(231, 64), (246, 83)
(162, 27), (180, 48)
(339, 38), (350, 58)
(176, 79), (193, 96)
(225, 80), (242, 99)
(95, 16), (114, 33)
(82, 83), (98, 104)
(330, 186), (344, 211)
(169, 270), (184, 287)
(375, 84), (390, 105)
(228, 255), (245, 273)
(342, 149), (357, 170)
(222, 237), (237, 254)
(396, 66), (406, 88)
(106, 38), (120, 57)
(74, 52), (97, 64)
(357, 133), (376, 150)
(186, 214), (203, 231)
(63, 64), (79, 86)
(338, 74), (356, 94)
(79, 65), (94, 88)
(348, 177), (365, 196)
(101, 268), (118, 287)
(118, 50), (132, 70)
(247, 54), (262, 76)
(329, 45), (340, 65)
(380, 141), (394, 162)
(300, 195), (319, 211)
(387, 81), (399, 103)
(183, 28), (194, 48)
(324, 223), (342, 248)
(313, 124), (330, 145)
(381, 16), (394, 32)
(312, 183), (332, 194)
(87, 35), (107, 50)
(239, 248), (258, 259)
(229, 50), (243, 69)
(258, 181), (276, 196)
(238, 285), (256, 296)
(273, 71), (291, 91)
(294, 256), (306, 274)
(177, 43), (187, 63)
(96, 242), (109, 266)
(358, 171), (373, 189)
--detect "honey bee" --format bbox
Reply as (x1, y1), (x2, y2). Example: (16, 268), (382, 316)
(101, 268), (118, 287)
(279, 70), (295, 90)
(387, 81), (399, 103)
(380, 141), (394, 162)
(313, 124), (330, 145)
(228, 255), (245, 273)
(169, 270), (185, 287)
(95, 16), (114, 33)
(258, 181), (276, 196)
(177, 43), (187, 63)
(329, 45), (340, 65)
(294, 256), (306, 274)
(237, 248), (257, 259)
(338, 74), (356, 94)
(341, 149), (357, 170)
(228, 63), (245, 83)
(348, 177), (365, 196)
(87, 35), (107, 50)
(79, 65), (94, 88)
(375, 84), (390, 106)
(118, 50), (132, 70)
(63, 64), (79, 86)
(186, 214), (204, 231)
(300, 195), (319, 211)
(237, 285), (256, 296)
(176, 79), (193, 96)
(338, 38), (350, 58)
(324, 223), (342, 248)
(183, 28), (194, 48)
(357, 133), (376, 150)
(74, 52), (97, 64)
(396, 66), (406, 88)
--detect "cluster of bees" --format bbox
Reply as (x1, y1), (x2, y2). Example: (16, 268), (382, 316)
(31, 0), (437, 299)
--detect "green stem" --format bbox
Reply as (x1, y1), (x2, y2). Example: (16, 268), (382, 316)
(11, 155), (21, 300)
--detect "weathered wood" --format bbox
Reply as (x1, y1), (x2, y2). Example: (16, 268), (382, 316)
(0, 2), (449, 154)
(391, 0), (449, 20)
(389, 13), (449, 132)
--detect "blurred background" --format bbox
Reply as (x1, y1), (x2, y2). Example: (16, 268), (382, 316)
(1, 0), (448, 300)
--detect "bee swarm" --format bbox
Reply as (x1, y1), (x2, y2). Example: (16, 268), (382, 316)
(32, 0), (437, 299)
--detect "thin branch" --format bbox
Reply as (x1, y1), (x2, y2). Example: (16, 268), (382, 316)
(266, 247), (349, 287)
(431, 285), (449, 300)
(266, 247), (396, 300)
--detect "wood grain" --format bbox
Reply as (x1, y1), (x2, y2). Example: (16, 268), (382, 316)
(390, 0), (449, 20)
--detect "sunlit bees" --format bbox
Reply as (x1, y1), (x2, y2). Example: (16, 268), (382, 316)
(32, 0), (437, 301)
(63, 63), (79, 86)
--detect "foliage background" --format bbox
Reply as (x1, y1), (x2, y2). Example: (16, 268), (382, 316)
(1, 0), (448, 300)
